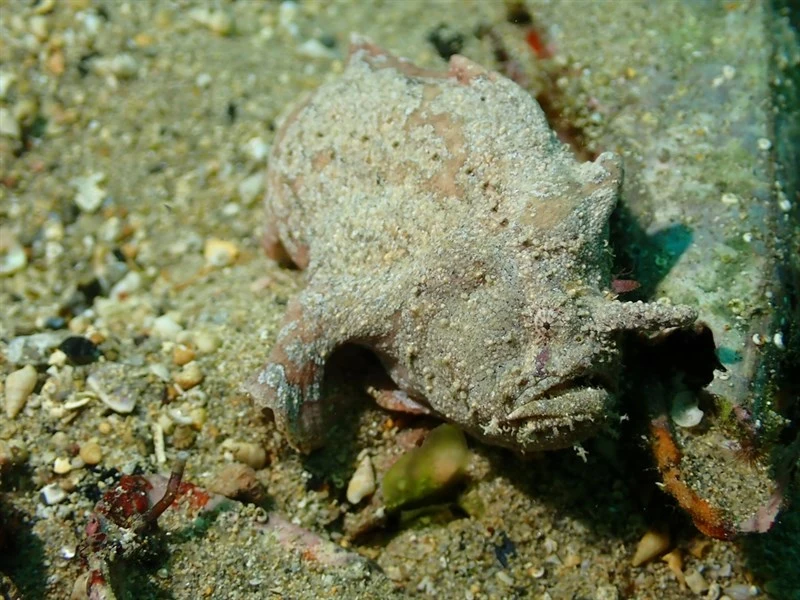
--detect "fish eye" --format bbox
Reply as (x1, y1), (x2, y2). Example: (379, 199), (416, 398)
(532, 307), (560, 337)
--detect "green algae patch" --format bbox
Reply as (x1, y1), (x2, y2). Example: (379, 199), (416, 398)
(381, 424), (469, 511)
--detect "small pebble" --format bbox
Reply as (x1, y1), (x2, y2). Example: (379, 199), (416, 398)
(80, 10), (102, 37)
(0, 71), (15, 99)
(279, 1), (299, 35)
(71, 173), (107, 213)
(93, 54), (139, 79)
(47, 349), (67, 367)
(632, 528), (671, 566)
(13, 98), (37, 125)
(0, 439), (29, 468)
(543, 537), (558, 553)
(244, 137), (269, 162)
(193, 330), (220, 354)
(152, 314), (183, 340)
(495, 571), (513, 586)
(29, 15), (49, 41)
(346, 454), (376, 504)
(4, 364), (38, 418)
(46, 49), (65, 76)
(50, 431), (69, 449)
(149, 363), (171, 382)
(132, 32), (154, 47)
(0, 228), (27, 275)
(773, 332), (785, 350)
(0, 107), (21, 139)
(172, 344), (196, 366)
(222, 439), (267, 470)
(174, 361), (204, 390)
(208, 463), (265, 503)
(110, 270), (142, 299)
(204, 238), (239, 267)
(32, 0), (54, 13)
(171, 425), (197, 449)
(189, 8), (234, 36)
(195, 73), (212, 88)
(41, 483), (67, 505)
(595, 585), (619, 600)
(189, 407), (207, 430)
(686, 570), (709, 595)
(237, 173), (264, 206)
(723, 584), (759, 599)
(297, 39), (338, 59)
(79, 441), (103, 465)
(43, 316), (66, 330)
(7, 332), (64, 366)
(53, 457), (72, 474)
(158, 413), (175, 435)
(707, 583), (721, 600)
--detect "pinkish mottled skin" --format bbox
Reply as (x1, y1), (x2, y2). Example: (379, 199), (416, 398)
(245, 37), (696, 454)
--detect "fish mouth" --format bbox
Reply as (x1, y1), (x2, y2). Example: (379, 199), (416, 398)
(504, 374), (615, 422)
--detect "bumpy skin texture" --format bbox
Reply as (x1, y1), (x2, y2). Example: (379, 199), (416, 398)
(246, 38), (697, 454)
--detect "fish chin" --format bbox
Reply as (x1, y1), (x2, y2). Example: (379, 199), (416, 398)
(510, 387), (613, 451)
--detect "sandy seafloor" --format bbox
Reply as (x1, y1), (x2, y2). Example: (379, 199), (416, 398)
(1, 1), (799, 599)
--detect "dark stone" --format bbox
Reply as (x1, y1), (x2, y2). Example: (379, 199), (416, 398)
(427, 24), (464, 60)
(493, 531), (517, 568)
(43, 316), (66, 330)
(506, 2), (533, 26)
(77, 52), (100, 78)
(58, 336), (101, 365)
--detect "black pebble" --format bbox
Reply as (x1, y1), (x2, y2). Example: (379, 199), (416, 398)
(427, 24), (464, 60)
(59, 336), (101, 365)
(506, 2), (533, 25)
(63, 278), (103, 317)
(77, 52), (100, 78)
(319, 34), (337, 49)
(77, 278), (103, 304)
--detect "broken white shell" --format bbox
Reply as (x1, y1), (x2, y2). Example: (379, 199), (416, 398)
(86, 364), (137, 414)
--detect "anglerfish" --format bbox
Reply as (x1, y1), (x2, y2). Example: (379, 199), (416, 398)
(246, 37), (696, 454)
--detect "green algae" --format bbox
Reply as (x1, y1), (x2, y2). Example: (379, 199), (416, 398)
(381, 424), (469, 511)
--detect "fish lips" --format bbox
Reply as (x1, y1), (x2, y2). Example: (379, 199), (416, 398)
(504, 375), (615, 424)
